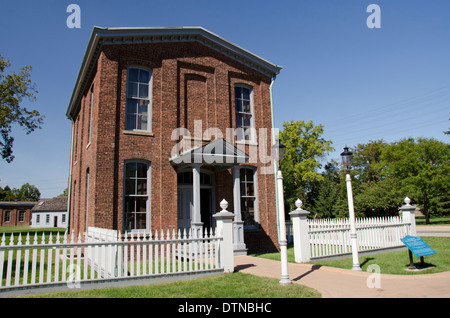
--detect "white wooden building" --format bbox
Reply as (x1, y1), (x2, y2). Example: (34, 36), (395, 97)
(31, 197), (68, 228)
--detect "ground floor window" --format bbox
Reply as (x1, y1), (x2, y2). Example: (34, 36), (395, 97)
(124, 161), (150, 231)
(19, 211), (25, 223)
(4, 211), (10, 223)
(240, 167), (258, 227)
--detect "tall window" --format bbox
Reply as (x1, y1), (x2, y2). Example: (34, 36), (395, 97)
(240, 168), (257, 226)
(19, 211), (25, 223)
(4, 211), (11, 223)
(124, 161), (150, 231)
(87, 85), (94, 144)
(126, 68), (152, 131)
(85, 168), (90, 232)
(235, 85), (254, 141)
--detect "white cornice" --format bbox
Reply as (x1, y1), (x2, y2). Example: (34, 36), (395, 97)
(66, 26), (282, 119)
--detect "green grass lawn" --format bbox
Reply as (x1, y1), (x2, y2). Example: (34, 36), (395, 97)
(16, 272), (321, 298)
(416, 216), (450, 226)
(254, 237), (450, 275)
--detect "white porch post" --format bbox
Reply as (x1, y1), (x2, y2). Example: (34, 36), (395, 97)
(191, 164), (203, 237)
(232, 166), (247, 255)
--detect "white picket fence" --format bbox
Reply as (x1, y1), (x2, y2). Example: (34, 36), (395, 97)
(288, 197), (417, 262)
(308, 216), (410, 259)
(0, 227), (222, 292)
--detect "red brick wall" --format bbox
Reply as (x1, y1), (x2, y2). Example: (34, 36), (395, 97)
(0, 204), (34, 227)
(69, 41), (279, 252)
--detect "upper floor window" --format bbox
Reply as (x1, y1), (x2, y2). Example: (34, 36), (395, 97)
(126, 68), (152, 132)
(235, 85), (254, 141)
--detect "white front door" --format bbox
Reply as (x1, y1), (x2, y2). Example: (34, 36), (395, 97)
(177, 187), (193, 231)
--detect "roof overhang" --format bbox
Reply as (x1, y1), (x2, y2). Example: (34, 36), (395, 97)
(169, 138), (249, 167)
(66, 26), (282, 120)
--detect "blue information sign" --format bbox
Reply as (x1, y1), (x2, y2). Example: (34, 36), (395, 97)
(401, 235), (437, 257)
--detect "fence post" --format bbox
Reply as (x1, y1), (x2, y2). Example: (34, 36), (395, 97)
(400, 197), (417, 236)
(289, 199), (311, 263)
(213, 199), (235, 273)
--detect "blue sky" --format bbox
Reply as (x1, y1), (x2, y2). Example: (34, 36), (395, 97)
(0, 0), (449, 198)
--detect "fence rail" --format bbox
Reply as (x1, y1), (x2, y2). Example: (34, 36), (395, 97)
(288, 197), (417, 262)
(0, 227), (222, 291)
(308, 216), (410, 259)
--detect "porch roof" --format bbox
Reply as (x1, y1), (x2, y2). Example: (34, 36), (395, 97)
(169, 138), (248, 167)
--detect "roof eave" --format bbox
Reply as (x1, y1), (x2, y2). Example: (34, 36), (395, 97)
(66, 26), (282, 120)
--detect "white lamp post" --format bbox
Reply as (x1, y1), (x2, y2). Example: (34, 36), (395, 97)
(273, 140), (291, 284)
(341, 146), (361, 271)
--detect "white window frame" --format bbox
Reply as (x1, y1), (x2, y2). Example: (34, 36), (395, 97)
(124, 160), (151, 233)
(19, 210), (25, 223)
(235, 84), (255, 143)
(4, 211), (11, 223)
(239, 166), (259, 229)
(125, 67), (153, 133)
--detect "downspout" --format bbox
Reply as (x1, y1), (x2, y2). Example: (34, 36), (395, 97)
(66, 118), (75, 234)
(269, 76), (281, 244)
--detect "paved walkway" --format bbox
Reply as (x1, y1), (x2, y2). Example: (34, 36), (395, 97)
(235, 226), (450, 298)
(234, 255), (450, 298)
(417, 225), (450, 237)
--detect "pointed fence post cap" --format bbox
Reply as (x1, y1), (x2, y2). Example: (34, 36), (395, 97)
(214, 199), (234, 219)
(289, 198), (310, 217)
(220, 199), (229, 211)
(404, 197), (411, 205)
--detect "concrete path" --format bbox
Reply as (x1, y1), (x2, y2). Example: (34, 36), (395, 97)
(235, 236), (450, 299)
(417, 225), (450, 237)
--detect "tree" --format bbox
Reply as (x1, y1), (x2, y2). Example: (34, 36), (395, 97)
(382, 138), (450, 223)
(354, 177), (403, 217)
(279, 120), (334, 209)
(311, 160), (339, 218)
(0, 54), (44, 162)
(0, 183), (40, 201)
(351, 140), (388, 185)
(17, 183), (40, 201)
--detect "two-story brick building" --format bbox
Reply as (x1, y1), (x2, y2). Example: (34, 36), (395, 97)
(66, 27), (282, 253)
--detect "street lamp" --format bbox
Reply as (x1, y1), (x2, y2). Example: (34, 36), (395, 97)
(273, 140), (291, 284)
(341, 146), (361, 271)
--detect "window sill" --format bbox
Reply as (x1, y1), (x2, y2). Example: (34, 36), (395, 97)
(236, 140), (258, 146)
(123, 130), (154, 137)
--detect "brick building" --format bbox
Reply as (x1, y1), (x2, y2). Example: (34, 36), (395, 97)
(66, 27), (282, 253)
(0, 201), (36, 227)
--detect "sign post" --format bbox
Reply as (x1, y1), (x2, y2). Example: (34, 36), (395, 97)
(401, 235), (436, 270)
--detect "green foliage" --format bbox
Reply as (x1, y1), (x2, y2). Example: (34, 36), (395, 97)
(305, 138), (449, 220)
(279, 120), (333, 209)
(382, 137), (450, 223)
(0, 183), (40, 201)
(0, 54), (44, 162)
(354, 177), (404, 217)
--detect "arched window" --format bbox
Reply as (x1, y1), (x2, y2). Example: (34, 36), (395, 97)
(125, 67), (152, 132)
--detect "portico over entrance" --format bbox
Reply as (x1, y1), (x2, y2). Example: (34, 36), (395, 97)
(169, 138), (249, 255)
